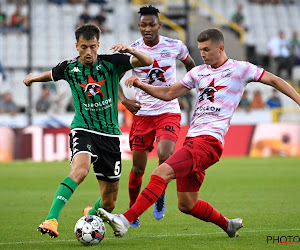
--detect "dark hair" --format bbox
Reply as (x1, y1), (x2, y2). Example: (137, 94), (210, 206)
(75, 23), (101, 42)
(138, 5), (160, 20)
(197, 28), (224, 44)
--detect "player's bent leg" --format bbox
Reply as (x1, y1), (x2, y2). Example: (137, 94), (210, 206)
(37, 219), (59, 238)
(97, 208), (130, 237)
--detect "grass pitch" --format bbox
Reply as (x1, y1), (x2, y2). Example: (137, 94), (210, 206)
(0, 157), (300, 249)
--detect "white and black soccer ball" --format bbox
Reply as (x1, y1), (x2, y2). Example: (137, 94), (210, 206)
(74, 215), (106, 246)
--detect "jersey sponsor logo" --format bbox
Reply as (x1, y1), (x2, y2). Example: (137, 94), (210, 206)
(71, 67), (81, 73)
(221, 69), (233, 77)
(142, 59), (171, 84)
(79, 75), (106, 100)
(161, 50), (170, 58)
(165, 38), (178, 43)
(198, 79), (226, 103)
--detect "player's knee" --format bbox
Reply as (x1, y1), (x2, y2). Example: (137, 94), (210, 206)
(132, 165), (145, 176)
(177, 202), (193, 214)
(157, 151), (173, 164)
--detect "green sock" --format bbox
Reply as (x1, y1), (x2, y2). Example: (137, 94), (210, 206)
(88, 197), (113, 215)
(46, 177), (78, 221)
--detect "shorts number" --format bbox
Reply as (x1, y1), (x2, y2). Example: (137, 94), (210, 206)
(114, 161), (121, 175)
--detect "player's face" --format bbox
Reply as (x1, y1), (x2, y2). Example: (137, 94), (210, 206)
(76, 36), (99, 66)
(138, 15), (161, 45)
(198, 40), (224, 68)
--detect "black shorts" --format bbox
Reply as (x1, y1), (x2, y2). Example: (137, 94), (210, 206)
(69, 129), (121, 182)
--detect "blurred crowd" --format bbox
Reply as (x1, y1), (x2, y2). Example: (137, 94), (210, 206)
(0, 2), (28, 34)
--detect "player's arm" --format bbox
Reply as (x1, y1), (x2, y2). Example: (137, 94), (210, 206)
(182, 55), (196, 72)
(125, 75), (190, 101)
(110, 43), (153, 67)
(23, 71), (52, 87)
(259, 71), (300, 106)
(118, 84), (141, 114)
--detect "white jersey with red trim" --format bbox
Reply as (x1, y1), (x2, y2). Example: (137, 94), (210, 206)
(131, 35), (190, 116)
(180, 59), (265, 145)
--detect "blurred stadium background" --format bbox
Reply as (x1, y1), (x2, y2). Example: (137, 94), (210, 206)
(0, 0), (300, 162)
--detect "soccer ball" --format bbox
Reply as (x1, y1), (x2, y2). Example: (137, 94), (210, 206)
(74, 215), (106, 246)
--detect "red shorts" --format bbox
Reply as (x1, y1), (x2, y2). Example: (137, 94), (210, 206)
(129, 113), (181, 152)
(165, 135), (223, 192)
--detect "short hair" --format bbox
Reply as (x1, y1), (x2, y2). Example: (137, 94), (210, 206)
(75, 23), (101, 42)
(138, 5), (160, 20)
(197, 28), (224, 44)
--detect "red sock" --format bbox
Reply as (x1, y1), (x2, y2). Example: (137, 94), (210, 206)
(128, 169), (144, 207)
(186, 200), (229, 231)
(124, 175), (166, 223)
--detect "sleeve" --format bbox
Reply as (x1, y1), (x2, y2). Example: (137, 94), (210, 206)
(180, 67), (197, 90)
(238, 61), (265, 83)
(51, 60), (69, 81)
(109, 54), (134, 74)
(176, 40), (190, 61)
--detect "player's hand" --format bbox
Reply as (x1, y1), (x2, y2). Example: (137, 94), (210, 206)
(110, 43), (133, 54)
(125, 75), (142, 88)
(23, 73), (34, 87)
(121, 99), (141, 115)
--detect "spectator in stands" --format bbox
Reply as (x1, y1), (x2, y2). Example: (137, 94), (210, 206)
(251, 90), (265, 109)
(268, 30), (293, 80)
(0, 3), (8, 34)
(0, 62), (5, 84)
(0, 92), (18, 115)
(230, 4), (247, 38)
(36, 84), (51, 113)
(49, 0), (68, 4)
(289, 30), (300, 66)
(266, 89), (282, 108)
(237, 90), (251, 111)
(10, 3), (28, 33)
(77, 4), (91, 27)
(92, 8), (110, 33)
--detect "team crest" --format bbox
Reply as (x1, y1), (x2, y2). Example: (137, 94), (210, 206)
(142, 59), (171, 84)
(79, 75), (106, 100)
(198, 79), (226, 103)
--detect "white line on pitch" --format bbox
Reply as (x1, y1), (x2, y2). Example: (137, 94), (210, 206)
(0, 228), (300, 245)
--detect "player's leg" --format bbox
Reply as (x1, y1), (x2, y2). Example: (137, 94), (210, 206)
(85, 134), (122, 215)
(128, 115), (156, 226)
(38, 153), (91, 238)
(154, 113), (181, 219)
(98, 163), (175, 237)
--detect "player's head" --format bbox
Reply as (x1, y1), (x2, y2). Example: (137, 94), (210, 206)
(75, 24), (101, 66)
(197, 28), (226, 67)
(138, 5), (161, 45)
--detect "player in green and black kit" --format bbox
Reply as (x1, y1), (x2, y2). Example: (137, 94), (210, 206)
(23, 24), (153, 238)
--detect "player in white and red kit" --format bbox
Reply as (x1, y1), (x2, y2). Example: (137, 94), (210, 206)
(98, 28), (300, 238)
(121, 5), (195, 227)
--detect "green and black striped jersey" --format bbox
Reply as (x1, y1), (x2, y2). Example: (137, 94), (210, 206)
(51, 54), (133, 136)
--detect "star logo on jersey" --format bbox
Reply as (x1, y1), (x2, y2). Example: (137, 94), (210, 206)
(79, 75), (106, 100)
(142, 59), (171, 84)
(198, 79), (226, 103)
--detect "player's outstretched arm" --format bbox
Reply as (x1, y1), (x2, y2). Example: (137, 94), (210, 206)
(260, 71), (300, 106)
(110, 43), (153, 68)
(125, 75), (190, 101)
(23, 71), (52, 87)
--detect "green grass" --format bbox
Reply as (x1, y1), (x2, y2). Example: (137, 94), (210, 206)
(0, 157), (300, 249)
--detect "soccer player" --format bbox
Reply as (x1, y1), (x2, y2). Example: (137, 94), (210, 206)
(122, 5), (195, 227)
(97, 28), (300, 238)
(23, 24), (153, 238)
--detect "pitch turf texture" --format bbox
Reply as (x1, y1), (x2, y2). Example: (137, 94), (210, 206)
(0, 157), (299, 249)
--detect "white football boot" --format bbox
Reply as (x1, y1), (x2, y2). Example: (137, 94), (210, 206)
(226, 218), (244, 238)
(97, 208), (130, 237)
